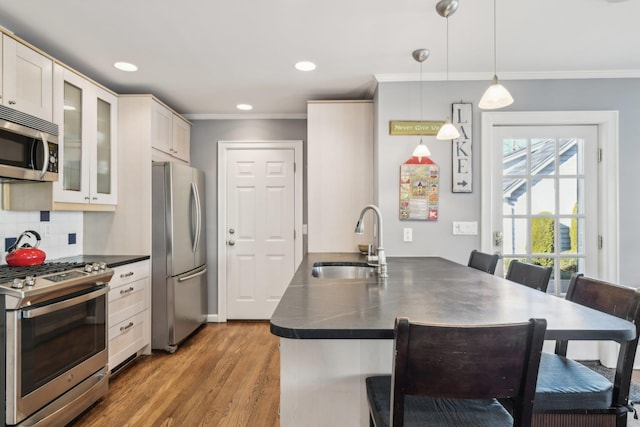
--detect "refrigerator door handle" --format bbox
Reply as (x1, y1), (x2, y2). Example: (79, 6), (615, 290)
(178, 267), (207, 282)
(191, 182), (202, 253)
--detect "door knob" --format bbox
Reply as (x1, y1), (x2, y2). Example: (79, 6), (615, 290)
(229, 228), (235, 234)
(228, 240), (235, 246)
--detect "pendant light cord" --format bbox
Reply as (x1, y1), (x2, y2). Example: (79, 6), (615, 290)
(493, 0), (497, 75)
(446, 16), (450, 82)
(420, 61), (423, 123)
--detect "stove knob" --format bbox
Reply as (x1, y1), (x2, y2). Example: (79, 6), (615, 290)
(99, 262), (107, 270)
(11, 279), (24, 289)
(84, 264), (94, 273)
(24, 276), (35, 287)
(92, 263), (100, 272)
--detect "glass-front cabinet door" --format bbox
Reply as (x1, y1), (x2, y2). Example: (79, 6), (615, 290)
(53, 64), (117, 207)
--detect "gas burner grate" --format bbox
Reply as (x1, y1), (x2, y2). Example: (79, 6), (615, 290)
(0, 262), (86, 282)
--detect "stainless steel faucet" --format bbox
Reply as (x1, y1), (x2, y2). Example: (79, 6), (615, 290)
(355, 204), (387, 278)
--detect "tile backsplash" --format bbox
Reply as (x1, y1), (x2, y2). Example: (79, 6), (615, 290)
(0, 209), (83, 265)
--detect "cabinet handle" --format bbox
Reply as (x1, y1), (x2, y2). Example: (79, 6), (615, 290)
(120, 322), (134, 332)
(120, 286), (134, 295)
(8, 100), (16, 105)
(120, 272), (134, 278)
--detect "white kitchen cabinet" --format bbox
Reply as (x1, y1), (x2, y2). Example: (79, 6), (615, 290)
(1, 34), (53, 121)
(108, 260), (151, 372)
(52, 64), (118, 207)
(307, 100), (374, 252)
(151, 99), (190, 163)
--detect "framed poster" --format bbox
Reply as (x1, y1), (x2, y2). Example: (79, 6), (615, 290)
(400, 156), (439, 221)
(451, 102), (472, 193)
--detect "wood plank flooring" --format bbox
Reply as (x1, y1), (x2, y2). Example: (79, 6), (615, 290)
(69, 321), (280, 427)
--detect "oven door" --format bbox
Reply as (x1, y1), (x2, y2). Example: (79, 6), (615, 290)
(5, 286), (109, 425)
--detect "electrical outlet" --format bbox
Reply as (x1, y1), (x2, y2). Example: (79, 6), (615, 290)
(403, 228), (413, 242)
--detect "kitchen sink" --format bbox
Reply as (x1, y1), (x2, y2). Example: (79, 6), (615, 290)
(311, 262), (376, 279)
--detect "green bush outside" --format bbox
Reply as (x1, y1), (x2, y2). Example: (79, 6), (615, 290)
(531, 213), (554, 267)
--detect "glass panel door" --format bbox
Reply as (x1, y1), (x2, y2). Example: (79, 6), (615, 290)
(63, 81), (82, 192)
(494, 126), (598, 295)
(96, 97), (111, 195)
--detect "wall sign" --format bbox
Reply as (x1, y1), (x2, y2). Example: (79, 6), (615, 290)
(451, 102), (472, 193)
(400, 156), (439, 221)
(389, 120), (443, 136)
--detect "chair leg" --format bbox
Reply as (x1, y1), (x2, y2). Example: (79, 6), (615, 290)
(370, 413), (375, 427)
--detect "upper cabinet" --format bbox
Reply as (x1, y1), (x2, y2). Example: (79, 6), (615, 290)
(53, 65), (118, 207)
(151, 100), (190, 163)
(1, 35), (53, 121)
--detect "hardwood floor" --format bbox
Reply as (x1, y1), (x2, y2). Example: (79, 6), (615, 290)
(70, 321), (280, 427)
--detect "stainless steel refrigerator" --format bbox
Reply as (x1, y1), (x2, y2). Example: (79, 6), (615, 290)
(151, 161), (207, 352)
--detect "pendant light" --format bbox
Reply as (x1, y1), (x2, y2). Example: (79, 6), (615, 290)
(479, 0), (513, 109)
(435, 0), (461, 141)
(411, 48), (431, 161)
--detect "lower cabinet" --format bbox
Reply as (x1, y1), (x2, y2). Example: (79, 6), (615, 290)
(108, 260), (150, 372)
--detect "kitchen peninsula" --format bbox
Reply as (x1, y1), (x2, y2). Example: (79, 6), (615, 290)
(270, 253), (636, 427)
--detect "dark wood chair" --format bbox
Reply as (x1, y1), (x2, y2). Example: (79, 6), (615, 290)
(468, 249), (500, 274)
(533, 273), (640, 427)
(506, 260), (553, 293)
(366, 317), (547, 427)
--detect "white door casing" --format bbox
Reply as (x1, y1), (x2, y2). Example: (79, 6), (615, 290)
(217, 141), (303, 321)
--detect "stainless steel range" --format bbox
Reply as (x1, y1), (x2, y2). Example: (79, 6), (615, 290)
(0, 261), (113, 426)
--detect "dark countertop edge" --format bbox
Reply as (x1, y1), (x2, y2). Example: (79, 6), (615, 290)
(51, 255), (150, 268)
(269, 322), (393, 340)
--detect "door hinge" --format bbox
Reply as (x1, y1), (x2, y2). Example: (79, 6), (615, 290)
(294, 229), (296, 239)
(294, 162), (297, 173)
(598, 235), (603, 249)
(598, 148), (603, 163)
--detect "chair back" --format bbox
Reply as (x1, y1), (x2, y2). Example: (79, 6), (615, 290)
(391, 317), (547, 427)
(468, 249), (500, 274)
(506, 260), (553, 292)
(555, 273), (640, 407)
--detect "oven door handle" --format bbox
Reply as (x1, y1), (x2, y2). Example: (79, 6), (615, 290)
(21, 285), (110, 319)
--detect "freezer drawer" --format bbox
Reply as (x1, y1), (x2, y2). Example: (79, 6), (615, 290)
(151, 265), (207, 352)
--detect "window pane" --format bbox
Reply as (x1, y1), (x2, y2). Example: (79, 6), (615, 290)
(559, 217), (575, 253)
(559, 178), (579, 215)
(531, 179), (555, 214)
(531, 216), (554, 256)
(531, 138), (556, 176)
(503, 178), (527, 215)
(559, 138), (580, 175)
(503, 218), (527, 255)
(503, 139), (527, 176)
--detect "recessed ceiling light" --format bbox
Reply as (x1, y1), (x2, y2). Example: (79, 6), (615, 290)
(114, 62), (138, 72)
(295, 61), (316, 72)
(236, 104), (253, 111)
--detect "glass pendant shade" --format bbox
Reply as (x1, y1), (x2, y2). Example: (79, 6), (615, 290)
(436, 117), (460, 140)
(412, 138), (431, 160)
(479, 75), (513, 109)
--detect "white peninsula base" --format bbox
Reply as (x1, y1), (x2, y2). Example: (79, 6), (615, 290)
(279, 338), (393, 427)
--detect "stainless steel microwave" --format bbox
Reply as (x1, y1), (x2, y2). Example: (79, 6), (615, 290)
(0, 105), (59, 182)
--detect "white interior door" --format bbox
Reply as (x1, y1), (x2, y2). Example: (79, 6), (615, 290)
(224, 145), (297, 319)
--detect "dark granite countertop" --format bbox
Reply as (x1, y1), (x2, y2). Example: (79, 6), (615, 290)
(52, 255), (150, 269)
(270, 253), (636, 342)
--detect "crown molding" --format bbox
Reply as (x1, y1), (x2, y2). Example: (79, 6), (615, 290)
(183, 113), (307, 120)
(375, 69), (640, 82)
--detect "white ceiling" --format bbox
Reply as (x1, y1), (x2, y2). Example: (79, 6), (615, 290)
(0, 0), (638, 118)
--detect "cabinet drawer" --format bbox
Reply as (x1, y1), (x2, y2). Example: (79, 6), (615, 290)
(109, 310), (148, 370)
(109, 276), (149, 326)
(109, 260), (150, 289)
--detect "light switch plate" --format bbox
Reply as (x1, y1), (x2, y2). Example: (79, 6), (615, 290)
(453, 221), (478, 235)
(403, 228), (413, 242)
